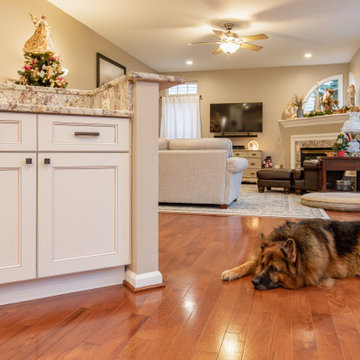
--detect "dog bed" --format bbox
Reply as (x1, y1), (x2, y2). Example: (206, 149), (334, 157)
(301, 192), (360, 212)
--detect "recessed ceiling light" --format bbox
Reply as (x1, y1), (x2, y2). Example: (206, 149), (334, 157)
(304, 53), (312, 58)
(186, 60), (193, 65)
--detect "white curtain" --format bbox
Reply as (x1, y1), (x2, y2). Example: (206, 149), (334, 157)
(160, 95), (201, 139)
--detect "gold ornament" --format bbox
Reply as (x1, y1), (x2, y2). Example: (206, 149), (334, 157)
(23, 14), (55, 55)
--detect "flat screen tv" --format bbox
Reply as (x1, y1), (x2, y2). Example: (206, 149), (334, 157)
(210, 102), (263, 133)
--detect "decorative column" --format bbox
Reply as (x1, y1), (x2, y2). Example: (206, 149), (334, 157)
(124, 74), (183, 291)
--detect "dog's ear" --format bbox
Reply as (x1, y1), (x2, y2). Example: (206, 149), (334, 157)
(282, 238), (296, 263)
(260, 232), (268, 250)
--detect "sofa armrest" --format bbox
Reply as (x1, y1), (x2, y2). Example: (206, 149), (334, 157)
(304, 159), (321, 170)
(226, 157), (248, 174)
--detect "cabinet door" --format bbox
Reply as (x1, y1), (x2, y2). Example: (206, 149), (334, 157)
(38, 153), (130, 277)
(0, 154), (36, 284)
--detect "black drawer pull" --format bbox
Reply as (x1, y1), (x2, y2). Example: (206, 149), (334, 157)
(25, 158), (32, 165)
(44, 158), (51, 165)
(74, 132), (100, 137)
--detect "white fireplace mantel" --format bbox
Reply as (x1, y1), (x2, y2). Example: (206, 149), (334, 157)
(278, 113), (349, 128)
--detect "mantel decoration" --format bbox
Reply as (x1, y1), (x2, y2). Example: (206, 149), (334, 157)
(16, 14), (68, 88)
(283, 84), (360, 120)
(291, 94), (305, 118)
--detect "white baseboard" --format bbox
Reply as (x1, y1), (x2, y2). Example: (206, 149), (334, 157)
(125, 269), (163, 289)
(0, 266), (125, 306)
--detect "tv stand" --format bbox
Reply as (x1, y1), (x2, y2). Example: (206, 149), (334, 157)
(214, 133), (258, 138)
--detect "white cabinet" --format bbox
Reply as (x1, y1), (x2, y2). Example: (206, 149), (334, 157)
(0, 112), (130, 285)
(0, 153), (36, 284)
(233, 150), (262, 183)
(38, 153), (130, 277)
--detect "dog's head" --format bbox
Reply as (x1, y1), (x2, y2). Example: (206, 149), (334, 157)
(252, 234), (298, 290)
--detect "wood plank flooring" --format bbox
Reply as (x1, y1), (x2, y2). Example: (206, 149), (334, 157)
(0, 211), (359, 359)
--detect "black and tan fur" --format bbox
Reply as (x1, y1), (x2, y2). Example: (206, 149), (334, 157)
(221, 219), (360, 290)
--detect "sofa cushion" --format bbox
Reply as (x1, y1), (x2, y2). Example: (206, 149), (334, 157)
(169, 138), (233, 158)
(226, 157), (248, 173)
(158, 138), (169, 150)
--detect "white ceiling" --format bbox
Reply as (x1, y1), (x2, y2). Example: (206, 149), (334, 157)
(48, 0), (360, 73)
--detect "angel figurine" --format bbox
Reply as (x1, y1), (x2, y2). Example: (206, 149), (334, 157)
(346, 84), (356, 108)
(23, 14), (55, 55)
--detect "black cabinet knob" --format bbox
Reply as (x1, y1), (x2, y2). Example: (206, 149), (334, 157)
(25, 158), (32, 165)
(44, 158), (51, 165)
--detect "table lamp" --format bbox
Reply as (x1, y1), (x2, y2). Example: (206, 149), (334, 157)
(341, 112), (360, 154)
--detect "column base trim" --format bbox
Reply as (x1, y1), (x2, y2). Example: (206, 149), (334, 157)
(124, 269), (164, 292)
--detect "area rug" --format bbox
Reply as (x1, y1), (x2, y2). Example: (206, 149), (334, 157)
(159, 185), (330, 219)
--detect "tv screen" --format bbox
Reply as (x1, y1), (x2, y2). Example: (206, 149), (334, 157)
(210, 102), (263, 133)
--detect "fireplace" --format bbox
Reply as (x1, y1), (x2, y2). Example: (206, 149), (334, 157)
(291, 134), (338, 169)
(300, 147), (332, 167)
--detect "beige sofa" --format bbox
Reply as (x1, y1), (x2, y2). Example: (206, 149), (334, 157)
(159, 138), (248, 208)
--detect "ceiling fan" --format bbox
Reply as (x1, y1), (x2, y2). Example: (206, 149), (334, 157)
(189, 23), (268, 55)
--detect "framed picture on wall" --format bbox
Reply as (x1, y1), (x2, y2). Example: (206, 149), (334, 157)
(96, 53), (126, 87)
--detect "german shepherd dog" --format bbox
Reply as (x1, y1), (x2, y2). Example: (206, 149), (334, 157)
(221, 219), (360, 290)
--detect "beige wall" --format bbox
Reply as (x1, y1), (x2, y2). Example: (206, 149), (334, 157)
(164, 63), (349, 167)
(350, 48), (360, 104)
(0, 0), (153, 90)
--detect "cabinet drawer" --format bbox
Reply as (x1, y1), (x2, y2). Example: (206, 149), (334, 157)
(38, 115), (130, 151)
(0, 113), (36, 151)
(233, 150), (247, 157)
(243, 168), (258, 178)
(247, 158), (261, 168)
(248, 151), (261, 158)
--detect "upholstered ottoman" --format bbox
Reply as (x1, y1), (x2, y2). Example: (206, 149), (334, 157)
(257, 169), (294, 194)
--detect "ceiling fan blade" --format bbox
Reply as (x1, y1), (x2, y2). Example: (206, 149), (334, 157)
(238, 34), (268, 42)
(212, 30), (224, 37)
(212, 47), (222, 54)
(189, 41), (221, 45)
(239, 42), (263, 51)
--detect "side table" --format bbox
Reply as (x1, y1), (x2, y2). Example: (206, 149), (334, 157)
(320, 157), (360, 191)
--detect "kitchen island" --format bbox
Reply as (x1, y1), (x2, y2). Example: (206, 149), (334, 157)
(0, 72), (183, 305)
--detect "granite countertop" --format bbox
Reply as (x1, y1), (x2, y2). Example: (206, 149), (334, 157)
(0, 72), (184, 118)
(0, 102), (133, 118)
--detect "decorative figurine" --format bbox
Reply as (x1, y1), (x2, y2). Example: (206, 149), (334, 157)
(23, 14), (56, 55)
(263, 156), (273, 168)
(346, 84), (356, 108)
(314, 82), (321, 112)
(321, 88), (338, 112)
(281, 102), (297, 120)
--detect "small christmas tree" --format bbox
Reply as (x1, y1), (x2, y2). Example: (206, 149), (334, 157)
(16, 52), (67, 88)
(16, 14), (68, 88)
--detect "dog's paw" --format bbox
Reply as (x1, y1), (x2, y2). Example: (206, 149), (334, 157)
(318, 278), (336, 288)
(221, 270), (239, 281)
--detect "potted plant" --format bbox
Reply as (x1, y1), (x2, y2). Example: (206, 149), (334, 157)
(292, 94), (305, 118)
(333, 132), (350, 156)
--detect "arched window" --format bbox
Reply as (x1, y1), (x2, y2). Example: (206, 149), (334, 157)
(303, 75), (343, 113)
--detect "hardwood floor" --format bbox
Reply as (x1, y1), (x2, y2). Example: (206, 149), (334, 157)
(0, 211), (359, 359)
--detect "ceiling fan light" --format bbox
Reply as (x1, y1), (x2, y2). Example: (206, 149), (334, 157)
(220, 42), (240, 54)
